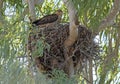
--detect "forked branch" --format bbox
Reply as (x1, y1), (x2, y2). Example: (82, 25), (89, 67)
(95, 0), (120, 34)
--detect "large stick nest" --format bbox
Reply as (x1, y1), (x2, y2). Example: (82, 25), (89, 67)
(28, 23), (100, 75)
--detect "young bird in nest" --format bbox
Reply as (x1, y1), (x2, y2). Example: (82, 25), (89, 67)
(32, 9), (63, 28)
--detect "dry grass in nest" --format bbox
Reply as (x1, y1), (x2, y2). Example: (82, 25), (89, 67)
(28, 23), (100, 75)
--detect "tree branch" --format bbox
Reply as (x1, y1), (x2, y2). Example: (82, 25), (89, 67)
(89, 58), (93, 84)
(28, 0), (36, 21)
(0, 0), (3, 12)
(0, 0), (3, 20)
(63, 0), (79, 47)
(62, 0), (79, 77)
(95, 0), (120, 34)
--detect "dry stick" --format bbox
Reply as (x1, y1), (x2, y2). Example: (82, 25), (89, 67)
(95, 0), (120, 34)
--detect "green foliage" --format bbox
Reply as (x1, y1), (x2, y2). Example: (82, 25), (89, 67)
(32, 37), (50, 57)
(52, 69), (77, 84)
(72, 0), (113, 30)
(0, 0), (120, 84)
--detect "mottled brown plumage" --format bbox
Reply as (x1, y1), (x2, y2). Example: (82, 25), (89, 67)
(32, 10), (63, 27)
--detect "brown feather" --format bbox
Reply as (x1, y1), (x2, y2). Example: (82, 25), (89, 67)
(32, 14), (58, 26)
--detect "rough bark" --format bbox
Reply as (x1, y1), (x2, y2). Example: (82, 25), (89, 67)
(95, 0), (120, 34)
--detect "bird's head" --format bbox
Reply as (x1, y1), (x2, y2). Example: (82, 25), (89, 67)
(55, 9), (63, 16)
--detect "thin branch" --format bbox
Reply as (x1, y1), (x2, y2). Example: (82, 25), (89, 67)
(80, 74), (91, 83)
(89, 58), (93, 84)
(0, 0), (3, 20)
(95, 0), (120, 34)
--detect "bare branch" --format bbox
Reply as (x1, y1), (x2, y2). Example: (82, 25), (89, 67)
(95, 0), (120, 34)
(89, 58), (93, 84)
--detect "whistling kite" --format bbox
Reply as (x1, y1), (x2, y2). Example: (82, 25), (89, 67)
(32, 10), (63, 27)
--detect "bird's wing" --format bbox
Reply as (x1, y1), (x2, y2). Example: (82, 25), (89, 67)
(32, 14), (58, 26)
